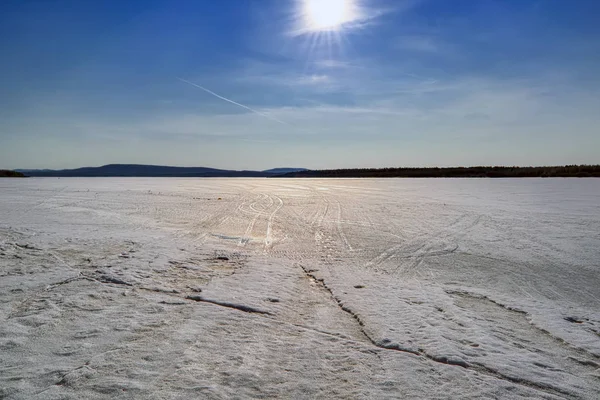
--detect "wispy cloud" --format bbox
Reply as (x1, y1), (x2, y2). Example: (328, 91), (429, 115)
(313, 59), (353, 69)
(295, 74), (331, 85)
(395, 35), (441, 53)
(233, 59), (337, 90)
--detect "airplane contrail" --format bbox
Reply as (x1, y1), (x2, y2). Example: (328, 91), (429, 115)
(177, 77), (288, 125)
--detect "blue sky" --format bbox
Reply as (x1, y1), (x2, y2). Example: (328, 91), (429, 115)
(1, 0), (599, 170)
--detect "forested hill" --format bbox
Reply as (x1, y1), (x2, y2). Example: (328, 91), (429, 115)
(0, 170), (26, 177)
(16, 164), (275, 177)
(15, 165), (311, 177)
(276, 165), (600, 178)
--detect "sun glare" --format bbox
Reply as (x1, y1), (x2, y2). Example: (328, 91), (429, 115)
(290, 0), (367, 63)
(303, 0), (357, 32)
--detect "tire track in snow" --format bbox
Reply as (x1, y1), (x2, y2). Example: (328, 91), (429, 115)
(335, 200), (353, 251)
(264, 195), (284, 250)
(238, 194), (267, 246)
(365, 213), (482, 272)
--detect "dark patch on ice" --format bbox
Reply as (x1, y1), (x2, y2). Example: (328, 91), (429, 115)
(72, 329), (103, 339)
(354, 285), (365, 289)
(429, 354), (469, 368)
(446, 290), (527, 314)
(532, 361), (560, 371)
(97, 274), (132, 286)
(215, 256), (229, 261)
(564, 316), (586, 324)
(210, 234), (242, 241)
(142, 286), (180, 294)
(186, 296), (272, 315)
(15, 243), (40, 250)
(375, 339), (420, 356)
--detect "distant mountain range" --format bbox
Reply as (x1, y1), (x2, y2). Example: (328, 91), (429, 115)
(15, 164), (308, 177)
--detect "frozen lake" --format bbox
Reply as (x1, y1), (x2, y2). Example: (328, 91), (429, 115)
(1, 178), (599, 399)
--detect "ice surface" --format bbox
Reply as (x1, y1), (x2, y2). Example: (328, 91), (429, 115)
(1, 178), (599, 399)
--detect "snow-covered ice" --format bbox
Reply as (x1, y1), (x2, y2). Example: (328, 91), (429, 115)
(1, 178), (599, 399)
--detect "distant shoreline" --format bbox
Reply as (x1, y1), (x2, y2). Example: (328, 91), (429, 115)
(8, 165), (600, 178)
(275, 165), (600, 178)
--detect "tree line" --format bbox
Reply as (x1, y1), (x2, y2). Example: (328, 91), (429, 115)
(277, 165), (600, 178)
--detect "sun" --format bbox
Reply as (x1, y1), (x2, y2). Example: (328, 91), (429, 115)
(289, 0), (367, 63)
(302, 0), (358, 32)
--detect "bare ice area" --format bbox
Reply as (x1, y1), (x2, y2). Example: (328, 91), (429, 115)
(1, 178), (599, 399)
